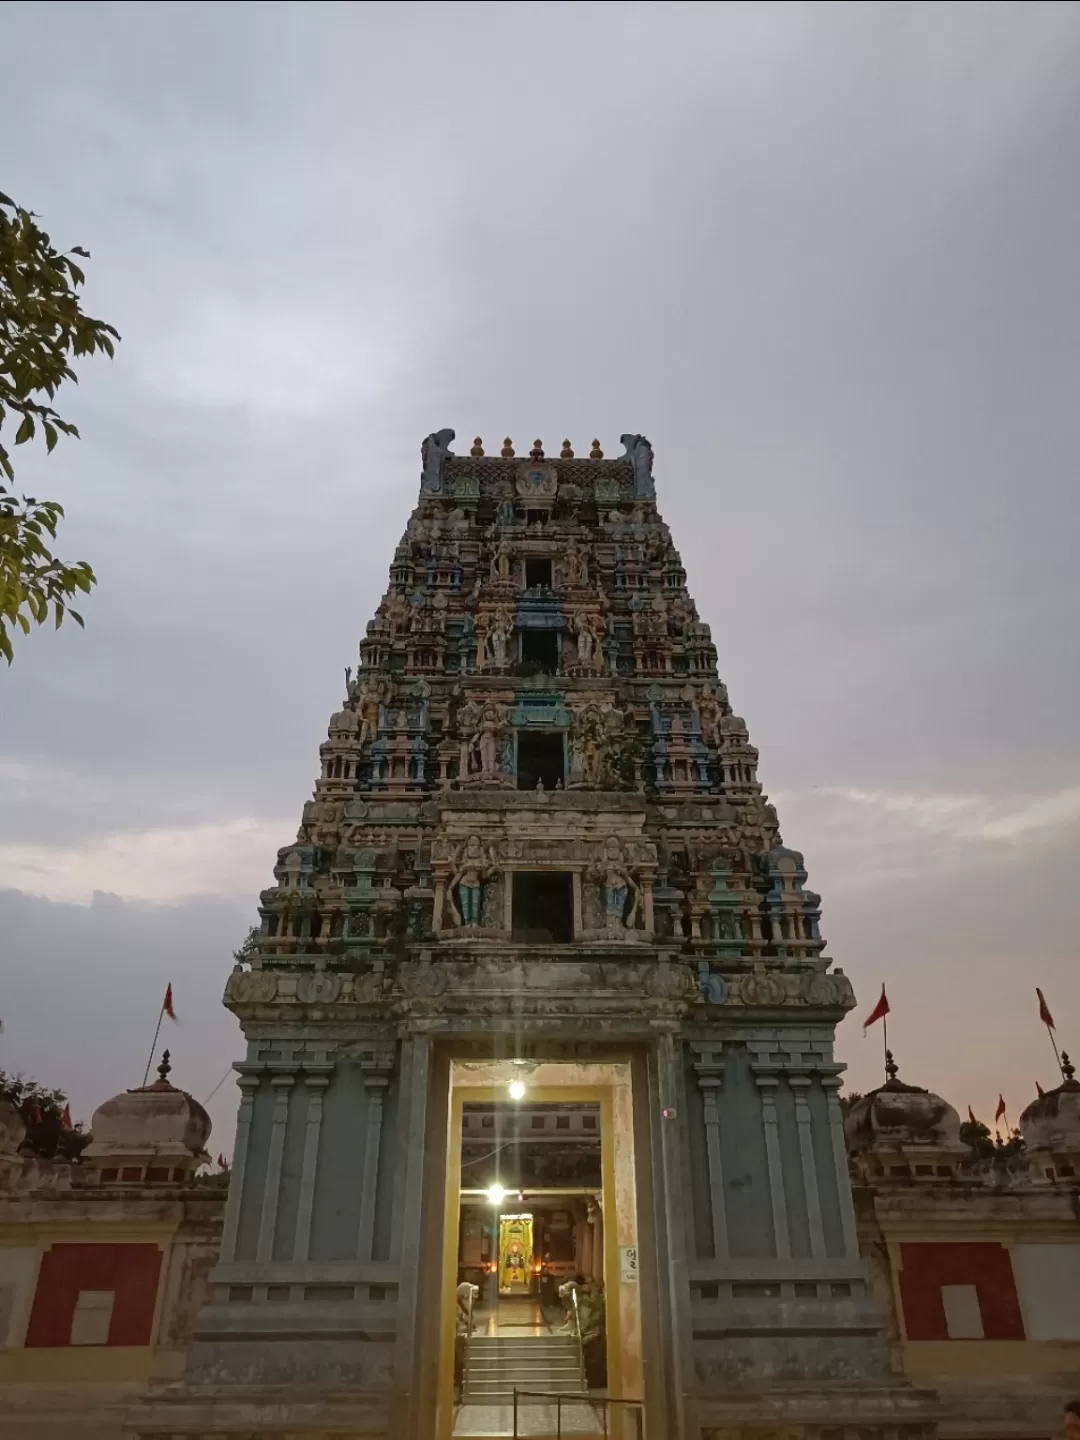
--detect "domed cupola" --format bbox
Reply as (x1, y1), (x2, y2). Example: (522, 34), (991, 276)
(844, 1051), (968, 1182)
(1019, 1053), (1080, 1184)
(83, 1051), (211, 1186)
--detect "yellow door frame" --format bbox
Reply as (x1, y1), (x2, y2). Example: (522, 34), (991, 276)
(436, 1083), (624, 1440)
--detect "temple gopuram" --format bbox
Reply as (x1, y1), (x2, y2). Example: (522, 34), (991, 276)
(0, 432), (1077, 1440)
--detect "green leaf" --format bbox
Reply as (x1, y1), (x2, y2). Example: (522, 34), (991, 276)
(14, 414), (34, 445)
(43, 422), (58, 453)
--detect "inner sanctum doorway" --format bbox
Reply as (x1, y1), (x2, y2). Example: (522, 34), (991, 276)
(434, 1060), (650, 1440)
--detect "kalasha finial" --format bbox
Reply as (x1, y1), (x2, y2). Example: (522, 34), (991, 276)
(501, 437), (515, 458)
(1063, 1051), (1076, 1082)
(530, 438), (544, 460)
(589, 438), (603, 460)
(470, 436), (484, 457)
(884, 1049), (899, 1083)
(560, 438), (574, 459)
(157, 1049), (172, 1083)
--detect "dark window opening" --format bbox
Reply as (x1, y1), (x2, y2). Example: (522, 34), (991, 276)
(516, 731), (565, 789)
(526, 510), (549, 527)
(520, 629), (559, 672)
(525, 558), (552, 588)
(511, 871), (573, 943)
(556, 1115), (570, 1130)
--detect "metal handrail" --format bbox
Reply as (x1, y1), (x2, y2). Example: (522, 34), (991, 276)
(568, 1284), (586, 1383)
(458, 1284), (476, 1393)
(512, 1388), (644, 1439)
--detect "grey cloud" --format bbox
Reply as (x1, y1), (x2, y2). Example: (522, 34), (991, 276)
(1, 1), (1078, 1122)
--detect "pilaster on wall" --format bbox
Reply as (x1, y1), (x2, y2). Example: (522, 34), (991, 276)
(683, 1025), (893, 1400)
(185, 1030), (405, 1393)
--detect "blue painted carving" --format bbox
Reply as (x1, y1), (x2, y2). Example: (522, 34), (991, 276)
(620, 433), (655, 499)
(420, 428), (455, 493)
(697, 963), (728, 1005)
(508, 694), (572, 728)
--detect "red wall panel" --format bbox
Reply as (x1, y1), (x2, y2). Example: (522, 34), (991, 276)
(898, 1241), (1025, 1341)
(24, 1243), (162, 1347)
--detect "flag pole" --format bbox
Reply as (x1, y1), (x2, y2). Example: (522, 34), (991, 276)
(882, 1010), (889, 1082)
(141, 1000), (166, 1088)
(1045, 1022), (1064, 1081)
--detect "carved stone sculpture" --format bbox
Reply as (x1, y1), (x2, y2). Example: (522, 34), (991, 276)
(420, 428), (455, 493)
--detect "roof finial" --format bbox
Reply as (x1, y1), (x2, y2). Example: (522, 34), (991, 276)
(470, 436), (484, 457)
(157, 1049), (172, 1084)
(1063, 1051), (1076, 1082)
(884, 1049), (899, 1083)
(530, 438), (544, 460)
(589, 438), (603, 460)
(560, 438), (574, 459)
(501, 437), (515, 458)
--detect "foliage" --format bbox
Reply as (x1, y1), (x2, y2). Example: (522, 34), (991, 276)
(232, 925), (260, 967)
(0, 1070), (89, 1161)
(0, 192), (119, 663)
(838, 1090), (863, 1116)
(960, 1118), (1025, 1160)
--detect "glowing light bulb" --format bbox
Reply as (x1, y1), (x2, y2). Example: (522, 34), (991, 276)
(486, 1184), (506, 1206)
(508, 1080), (526, 1100)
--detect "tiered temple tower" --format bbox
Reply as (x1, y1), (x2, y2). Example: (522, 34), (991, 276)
(148, 433), (937, 1440)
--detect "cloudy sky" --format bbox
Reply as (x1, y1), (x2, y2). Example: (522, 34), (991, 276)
(2, 1), (1079, 1149)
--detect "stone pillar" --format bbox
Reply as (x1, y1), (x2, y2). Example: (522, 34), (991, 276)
(822, 1073), (860, 1257)
(257, 1073), (295, 1263)
(789, 1074), (826, 1259)
(356, 1055), (393, 1261)
(293, 1072), (331, 1262)
(693, 1055), (728, 1260)
(578, 1208), (593, 1278)
(754, 1072), (790, 1259)
(504, 872), (515, 931)
(585, 1197), (602, 1281)
(393, 1032), (432, 1424)
(572, 870), (584, 937)
(433, 877), (446, 932)
(656, 1029), (694, 1436)
(641, 875), (655, 935)
(218, 1070), (261, 1265)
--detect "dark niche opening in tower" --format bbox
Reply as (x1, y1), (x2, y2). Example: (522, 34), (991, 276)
(525, 558), (552, 588)
(519, 628), (559, 672)
(511, 872), (573, 944)
(516, 731), (565, 791)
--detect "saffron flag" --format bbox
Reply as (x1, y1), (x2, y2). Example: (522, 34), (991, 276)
(863, 985), (890, 1032)
(967, 1106), (979, 1126)
(163, 984), (177, 1021)
(1036, 987), (1055, 1029)
(995, 1094), (1006, 1122)
(61, 1104), (72, 1129)
(217, 1154), (227, 1170)
(1036, 1082), (1045, 1097)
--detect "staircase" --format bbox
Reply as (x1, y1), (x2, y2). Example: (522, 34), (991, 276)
(463, 1332), (585, 1401)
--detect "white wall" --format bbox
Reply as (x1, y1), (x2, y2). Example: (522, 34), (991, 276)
(1011, 1243), (1080, 1341)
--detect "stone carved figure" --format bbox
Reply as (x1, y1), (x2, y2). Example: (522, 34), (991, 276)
(571, 611), (597, 667)
(476, 704), (504, 778)
(559, 538), (587, 587)
(620, 433), (655, 499)
(485, 608), (513, 669)
(447, 834), (499, 927)
(591, 836), (639, 932)
(490, 536), (515, 583)
(420, 428), (455, 493)
(457, 699), (482, 778)
(357, 675), (389, 746)
(697, 685), (722, 748)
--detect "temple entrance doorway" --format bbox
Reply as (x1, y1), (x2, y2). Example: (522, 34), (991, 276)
(436, 1061), (646, 1440)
